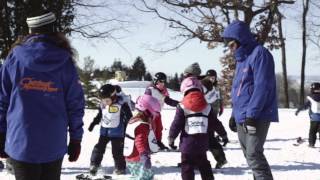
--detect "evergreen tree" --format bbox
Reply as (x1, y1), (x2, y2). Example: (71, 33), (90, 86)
(0, 0), (75, 59)
(130, 56), (146, 80)
(79, 56), (99, 109)
(144, 72), (152, 81)
(167, 73), (180, 91)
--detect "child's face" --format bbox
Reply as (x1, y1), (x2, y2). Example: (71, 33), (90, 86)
(156, 81), (165, 90)
(102, 98), (113, 106)
(208, 76), (216, 83)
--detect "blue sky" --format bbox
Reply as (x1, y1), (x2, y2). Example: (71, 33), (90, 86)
(71, 2), (319, 78)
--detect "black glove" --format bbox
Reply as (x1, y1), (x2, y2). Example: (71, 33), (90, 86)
(229, 117), (237, 132)
(167, 137), (177, 150)
(68, 139), (81, 162)
(0, 133), (8, 158)
(295, 110), (299, 116)
(221, 135), (229, 147)
(243, 118), (256, 135)
(157, 141), (169, 150)
(88, 116), (100, 132)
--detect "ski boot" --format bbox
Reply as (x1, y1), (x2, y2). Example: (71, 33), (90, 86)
(0, 161), (4, 169)
(89, 165), (99, 176)
(215, 159), (227, 169)
(113, 169), (126, 175)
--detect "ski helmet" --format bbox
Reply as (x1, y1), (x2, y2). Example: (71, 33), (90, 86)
(99, 84), (116, 99)
(311, 82), (320, 93)
(153, 72), (167, 84)
(180, 77), (203, 95)
(206, 69), (217, 77)
(114, 85), (122, 93)
(135, 94), (161, 116)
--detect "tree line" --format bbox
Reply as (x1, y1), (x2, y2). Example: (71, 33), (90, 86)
(1, 0), (319, 108)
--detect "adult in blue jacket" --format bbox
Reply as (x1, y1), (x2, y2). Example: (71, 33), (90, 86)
(0, 11), (85, 180)
(223, 20), (278, 180)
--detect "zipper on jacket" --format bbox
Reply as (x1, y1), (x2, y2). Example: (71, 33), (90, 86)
(237, 74), (245, 96)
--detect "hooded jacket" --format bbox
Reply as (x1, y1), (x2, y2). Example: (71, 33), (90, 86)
(222, 21), (279, 123)
(169, 91), (226, 154)
(0, 34), (85, 163)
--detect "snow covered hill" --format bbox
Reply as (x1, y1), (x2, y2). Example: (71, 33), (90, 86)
(0, 81), (320, 180)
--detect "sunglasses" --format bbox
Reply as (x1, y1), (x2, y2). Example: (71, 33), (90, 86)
(227, 40), (237, 48)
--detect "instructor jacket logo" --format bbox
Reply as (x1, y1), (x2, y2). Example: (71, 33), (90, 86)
(20, 77), (59, 92)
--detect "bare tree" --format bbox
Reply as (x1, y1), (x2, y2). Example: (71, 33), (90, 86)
(136, 0), (295, 51)
(0, 0), (133, 59)
(136, 0), (294, 104)
(276, 8), (289, 107)
(300, 0), (310, 106)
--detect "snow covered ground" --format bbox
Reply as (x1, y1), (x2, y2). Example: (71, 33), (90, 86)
(1, 82), (320, 180)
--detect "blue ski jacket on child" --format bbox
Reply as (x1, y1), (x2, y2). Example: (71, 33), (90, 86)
(0, 34), (85, 163)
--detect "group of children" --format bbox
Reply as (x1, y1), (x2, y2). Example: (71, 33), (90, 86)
(86, 62), (320, 180)
(87, 67), (229, 180)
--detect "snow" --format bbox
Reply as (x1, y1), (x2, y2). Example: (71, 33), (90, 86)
(1, 82), (320, 180)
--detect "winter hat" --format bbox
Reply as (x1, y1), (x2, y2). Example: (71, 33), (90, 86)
(180, 76), (203, 95)
(135, 94), (161, 116)
(27, 11), (57, 34)
(184, 63), (201, 77)
(27, 12), (56, 28)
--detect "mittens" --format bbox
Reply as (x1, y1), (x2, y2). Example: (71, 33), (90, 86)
(229, 117), (237, 132)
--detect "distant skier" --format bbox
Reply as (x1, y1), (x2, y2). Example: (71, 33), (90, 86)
(201, 69), (228, 169)
(295, 82), (320, 147)
(0, 10), (85, 180)
(168, 77), (227, 180)
(144, 72), (179, 150)
(88, 84), (132, 175)
(124, 94), (161, 180)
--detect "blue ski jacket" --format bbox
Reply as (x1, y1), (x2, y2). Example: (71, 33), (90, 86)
(222, 21), (279, 123)
(0, 34), (85, 163)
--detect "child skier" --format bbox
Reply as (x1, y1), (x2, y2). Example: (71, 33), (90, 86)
(124, 94), (161, 180)
(201, 69), (224, 116)
(168, 77), (227, 180)
(88, 84), (132, 175)
(295, 82), (320, 147)
(145, 72), (179, 150)
(201, 69), (228, 169)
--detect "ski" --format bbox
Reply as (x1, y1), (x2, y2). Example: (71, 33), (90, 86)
(76, 173), (112, 180)
(293, 137), (305, 146)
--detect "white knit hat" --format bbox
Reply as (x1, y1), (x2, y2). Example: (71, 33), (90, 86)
(26, 12), (56, 28)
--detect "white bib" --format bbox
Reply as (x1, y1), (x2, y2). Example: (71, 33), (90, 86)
(307, 96), (320, 113)
(150, 87), (165, 109)
(101, 104), (122, 128)
(182, 105), (211, 135)
(123, 121), (159, 156)
(205, 87), (220, 104)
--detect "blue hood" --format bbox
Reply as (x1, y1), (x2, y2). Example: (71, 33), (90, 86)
(13, 35), (70, 72)
(222, 20), (258, 62)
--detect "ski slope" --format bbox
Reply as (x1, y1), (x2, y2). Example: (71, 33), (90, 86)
(0, 81), (320, 180)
